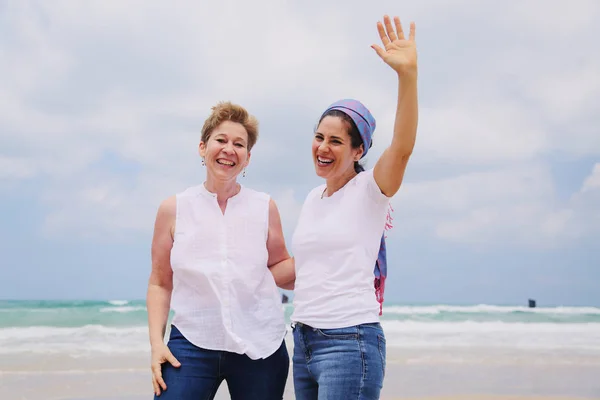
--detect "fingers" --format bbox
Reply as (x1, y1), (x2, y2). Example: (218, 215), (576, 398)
(371, 44), (386, 60)
(152, 363), (167, 392)
(409, 21), (416, 41)
(152, 375), (161, 396)
(379, 15), (416, 43)
(376, 21), (389, 47)
(394, 16), (404, 40)
(167, 352), (181, 368)
(384, 15), (398, 41)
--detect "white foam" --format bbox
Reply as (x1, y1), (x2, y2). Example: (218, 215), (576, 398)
(381, 320), (600, 351)
(0, 308), (64, 313)
(107, 300), (130, 306)
(99, 306), (146, 313)
(0, 325), (149, 355)
(382, 304), (600, 315)
(2, 320), (600, 356)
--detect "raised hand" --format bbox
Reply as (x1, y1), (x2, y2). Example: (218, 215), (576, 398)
(371, 15), (417, 78)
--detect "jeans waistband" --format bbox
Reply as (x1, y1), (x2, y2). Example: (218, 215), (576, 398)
(290, 321), (314, 329)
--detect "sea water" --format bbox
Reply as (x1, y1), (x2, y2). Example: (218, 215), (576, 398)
(1, 300), (599, 357)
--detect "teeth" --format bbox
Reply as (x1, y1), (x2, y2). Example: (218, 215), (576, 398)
(318, 157), (333, 164)
(217, 159), (235, 166)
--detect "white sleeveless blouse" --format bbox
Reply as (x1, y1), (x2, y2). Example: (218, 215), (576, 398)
(170, 184), (286, 359)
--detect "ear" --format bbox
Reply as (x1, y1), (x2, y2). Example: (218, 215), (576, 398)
(199, 141), (206, 158)
(354, 144), (364, 161)
(244, 151), (252, 168)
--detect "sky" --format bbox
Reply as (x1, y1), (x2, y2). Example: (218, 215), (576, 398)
(1, 0), (599, 306)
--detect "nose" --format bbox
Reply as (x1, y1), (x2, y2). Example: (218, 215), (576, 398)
(222, 142), (235, 154)
(318, 141), (329, 153)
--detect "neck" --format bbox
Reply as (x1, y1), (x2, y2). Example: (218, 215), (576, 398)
(325, 167), (357, 197)
(204, 175), (240, 202)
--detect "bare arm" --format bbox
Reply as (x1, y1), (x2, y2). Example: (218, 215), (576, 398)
(147, 196), (181, 395)
(372, 15), (419, 197)
(147, 195), (176, 347)
(266, 198), (295, 289)
(270, 257), (295, 290)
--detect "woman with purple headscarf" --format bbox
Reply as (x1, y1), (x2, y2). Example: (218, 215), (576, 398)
(271, 14), (419, 399)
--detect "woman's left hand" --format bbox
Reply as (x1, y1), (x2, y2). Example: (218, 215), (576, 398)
(371, 15), (417, 78)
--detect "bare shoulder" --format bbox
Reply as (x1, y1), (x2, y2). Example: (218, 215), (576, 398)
(154, 195), (177, 238)
(268, 197), (279, 211)
(268, 198), (283, 223)
(157, 195), (177, 218)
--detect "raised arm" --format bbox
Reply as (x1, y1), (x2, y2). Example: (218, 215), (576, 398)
(371, 15), (419, 197)
(266, 198), (295, 289)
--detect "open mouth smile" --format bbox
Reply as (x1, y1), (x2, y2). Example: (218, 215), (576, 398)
(217, 159), (236, 166)
(317, 156), (333, 166)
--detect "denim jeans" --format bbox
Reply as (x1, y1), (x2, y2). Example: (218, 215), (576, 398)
(292, 322), (386, 400)
(155, 325), (289, 400)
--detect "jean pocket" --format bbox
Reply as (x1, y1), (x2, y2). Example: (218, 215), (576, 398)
(315, 326), (359, 340)
(377, 334), (386, 378)
(168, 325), (182, 340)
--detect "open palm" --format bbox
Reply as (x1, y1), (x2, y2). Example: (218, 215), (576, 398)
(372, 15), (417, 77)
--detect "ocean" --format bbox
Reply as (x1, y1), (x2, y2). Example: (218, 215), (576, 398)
(2, 300), (600, 357)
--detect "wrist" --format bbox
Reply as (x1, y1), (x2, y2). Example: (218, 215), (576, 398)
(150, 333), (166, 348)
(397, 68), (418, 82)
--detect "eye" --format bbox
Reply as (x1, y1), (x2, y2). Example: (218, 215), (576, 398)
(235, 143), (245, 148)
(216, 138), (226, 143)
(315, 134), (324, 141)
(331, 139), (342, 145)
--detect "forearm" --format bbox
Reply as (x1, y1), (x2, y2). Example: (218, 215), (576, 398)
(269, 257), (295, 289)
(146, 282), (172, 347)
(390, 73), (418, 157)
(279, 281), (295, 290)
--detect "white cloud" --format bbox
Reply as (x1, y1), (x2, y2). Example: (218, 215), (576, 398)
(0, 0), (598, 250)
(392, 162), (600, 247)
(0, 157), (37, 180)
(565, 163), (600, 238)
(581, 163), (600, 193)
(510, 0), (599, 39)
(414, 103), (548, 165)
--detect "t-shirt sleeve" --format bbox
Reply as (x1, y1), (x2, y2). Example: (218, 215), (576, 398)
(360, 168), (391, 204)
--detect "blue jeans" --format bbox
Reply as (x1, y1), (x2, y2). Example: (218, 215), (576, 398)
(155, 325), (289, 400)
(292, 322), (386, 400)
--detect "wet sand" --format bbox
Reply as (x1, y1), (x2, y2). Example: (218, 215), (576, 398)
(1, 345), (599, 399)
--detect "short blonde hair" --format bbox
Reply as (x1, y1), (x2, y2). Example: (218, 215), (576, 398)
(201, 102), (259, 150)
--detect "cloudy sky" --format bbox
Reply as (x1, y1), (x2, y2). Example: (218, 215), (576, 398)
(1, 0), (598, 306)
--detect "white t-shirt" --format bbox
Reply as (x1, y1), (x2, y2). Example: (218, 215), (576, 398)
(291, 169), (391, 329)
(170, 184), (286, 360)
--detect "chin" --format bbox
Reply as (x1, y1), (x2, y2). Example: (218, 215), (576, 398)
(213, 169), (240, 181)
(313, 165), (330, 179)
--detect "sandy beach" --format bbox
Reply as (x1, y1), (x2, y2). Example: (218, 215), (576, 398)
(3, 302), (599, 400)
(1, 343), (599, 400)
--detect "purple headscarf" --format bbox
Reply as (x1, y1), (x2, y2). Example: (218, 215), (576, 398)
(321, 99), (393, 315)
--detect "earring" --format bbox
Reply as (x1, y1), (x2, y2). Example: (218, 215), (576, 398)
(201, 158), (205, 166)
(243, 169), (246, 177)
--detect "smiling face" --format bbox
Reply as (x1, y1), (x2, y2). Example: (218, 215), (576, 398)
(199, 120), (250, 182)
(313, 116), (363, 180)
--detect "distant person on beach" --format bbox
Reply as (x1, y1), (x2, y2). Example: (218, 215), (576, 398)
(272, 15), (419, 399)
(146, 102), (292, 399)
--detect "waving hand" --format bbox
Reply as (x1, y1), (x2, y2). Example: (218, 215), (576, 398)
(371, 15), (417, 78)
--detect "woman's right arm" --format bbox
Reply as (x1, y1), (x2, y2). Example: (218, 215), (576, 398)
(265, 198), (296, 289)
(147, 195), (180, 396)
